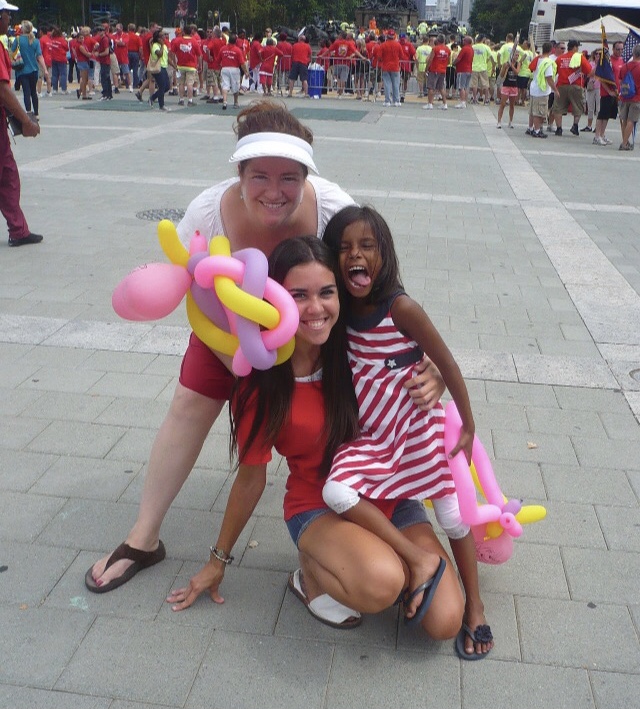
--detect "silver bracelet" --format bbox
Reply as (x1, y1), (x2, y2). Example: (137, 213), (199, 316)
(209, 546), (234, 565)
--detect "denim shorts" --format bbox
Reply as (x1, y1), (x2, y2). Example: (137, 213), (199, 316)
(285, 499), (431, 548)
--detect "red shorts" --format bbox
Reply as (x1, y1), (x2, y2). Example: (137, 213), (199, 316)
(501, 86), (518, 98)
(179, 332), (234, 400)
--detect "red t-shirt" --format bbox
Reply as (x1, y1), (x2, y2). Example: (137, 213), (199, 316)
(39, 33), (52, 65)
(140, 32), (153, 63)
(203, 37), (225, 69)
(113, 32), (129, 64)
(235, 380), (397, 521)
(379, 38), (403, 72)
(170, 36), (201, 68)
(429, 44), (451, 74)
(259, 44), (283, 74)
(249, 39), (262, 69)
(370, 43), (383, 69)
(83, 34), (97, 58)
(555, 51), (591, 87)
(49, 36), (68, 64)
(1, 40), (12, 93)
(219, 44), (246, 69)
(68, 37), (79, 62)
(316, 46), (331, 71)
(291, 40), (312, 65)
(95, 34), (111, 65)
(612, 55), (625, 86)
(128, 32), (142, 53)
(455, 44), (473, 73)
(277, 40), (293, 72)
(329, 38), (357, 65)
(620, 61), (640, 102)
(398, 39), (416, 71)
(76, 37), (93, 62)
(365, 40), (377, 61)
(237, 37), (249, 60)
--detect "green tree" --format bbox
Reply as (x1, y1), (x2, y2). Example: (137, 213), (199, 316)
(469, 0), (532, 41)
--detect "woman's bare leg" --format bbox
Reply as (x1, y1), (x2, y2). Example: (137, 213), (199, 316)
(89, 383), (224, 586)
(298, 514), (404, 613)
(338, 498), (443, 618)
(297, 514), (463, 640)
(401, 522), (464, 640)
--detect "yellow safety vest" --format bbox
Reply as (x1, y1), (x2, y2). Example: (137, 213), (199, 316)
(537, 57), (557, 91)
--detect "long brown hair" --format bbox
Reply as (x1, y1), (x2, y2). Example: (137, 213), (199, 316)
(230, 237), (359, 475)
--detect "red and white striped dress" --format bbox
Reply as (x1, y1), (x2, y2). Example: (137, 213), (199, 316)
(327, 296), (455, 501)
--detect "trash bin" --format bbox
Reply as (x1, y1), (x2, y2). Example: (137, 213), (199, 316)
(308, 63), (324, 99)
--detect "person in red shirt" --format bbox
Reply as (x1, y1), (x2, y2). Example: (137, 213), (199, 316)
(127, 23), (142, 88)
(1, 0), (43, 247)
(170, 25), (202, 106)
(424, 34), (451, 110)
(248, 32), (263, 92)
(218, 33), (249, 109)
(327, 31), (359, 97)
(236, 28), (249, 63)
(203, 26), (225, 103)
(75, 30), (94, 99)
(81, 26), (97, 94)
(288, 34), (312, 97)
(379, 30), (403, 106)
(259, 38), (283, 95)
(398, 33), (416, 98)
(112, 23), (132, 92)
(553, 39), (594, 136)
(49, 27), (69, 93)
(618, 44), (640, 150)
(611, 41), (625, 81)
(68, 32), (79, 85)
(454, 35), (473, 108)
(38, 27), (52, 96)
(93, 25), (113, 100)
(276, 32), (292, 95)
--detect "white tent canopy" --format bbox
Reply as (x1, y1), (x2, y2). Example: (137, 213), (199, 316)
(555, 14), (640, 43)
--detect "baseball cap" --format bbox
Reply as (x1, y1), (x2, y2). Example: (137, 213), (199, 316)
(387, 29), (395, 37)
(0, 1), (20, 11)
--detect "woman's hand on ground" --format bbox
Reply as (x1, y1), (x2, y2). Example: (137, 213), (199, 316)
(166, 560), (225, 611)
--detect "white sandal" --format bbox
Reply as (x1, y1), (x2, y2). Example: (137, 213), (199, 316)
(287, 569), (362, 629)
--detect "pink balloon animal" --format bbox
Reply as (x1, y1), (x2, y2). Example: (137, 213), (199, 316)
(444, 400), (526, 564)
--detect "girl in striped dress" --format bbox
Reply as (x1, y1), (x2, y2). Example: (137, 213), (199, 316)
(322, 205), (493, 657)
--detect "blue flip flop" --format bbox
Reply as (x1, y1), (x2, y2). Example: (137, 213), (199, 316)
(454, 623), (494, 660)
(403, 557), (446, 627)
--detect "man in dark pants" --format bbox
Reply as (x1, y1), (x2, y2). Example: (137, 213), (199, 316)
(0, 0), (43, 247)
(94, 25), (113, 100)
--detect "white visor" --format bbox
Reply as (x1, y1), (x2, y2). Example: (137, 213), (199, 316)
(229, 132), (318, 174)
(0, 1), (20, 10)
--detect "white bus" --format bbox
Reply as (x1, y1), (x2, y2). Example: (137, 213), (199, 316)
(529, 0), (640, 47)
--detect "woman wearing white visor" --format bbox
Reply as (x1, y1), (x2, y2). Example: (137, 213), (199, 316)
(86, 100), (443, 624)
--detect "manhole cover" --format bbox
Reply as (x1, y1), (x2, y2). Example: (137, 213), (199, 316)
(136, 208), (186, 222)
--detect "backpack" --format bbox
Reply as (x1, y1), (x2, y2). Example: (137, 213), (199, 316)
(620, 65), (636, 99)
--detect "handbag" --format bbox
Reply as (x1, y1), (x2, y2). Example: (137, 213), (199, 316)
(147, 52), (161, 75)
(11, 43), (24, 71)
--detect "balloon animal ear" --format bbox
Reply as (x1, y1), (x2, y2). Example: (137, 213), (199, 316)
(112, 263), (192, 320)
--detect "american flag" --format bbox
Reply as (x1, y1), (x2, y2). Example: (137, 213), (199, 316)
(622, 29), (640, 62)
